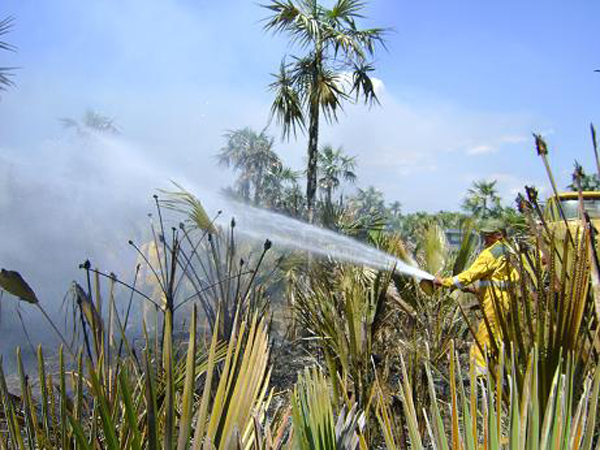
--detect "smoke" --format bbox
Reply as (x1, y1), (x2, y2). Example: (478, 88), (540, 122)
(0, 131), (184, 358)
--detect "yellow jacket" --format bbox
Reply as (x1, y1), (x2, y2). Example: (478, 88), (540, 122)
(441, 239), (517, 291)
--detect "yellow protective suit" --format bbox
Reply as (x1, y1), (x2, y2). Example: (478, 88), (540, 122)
(441, 239), (518, 370)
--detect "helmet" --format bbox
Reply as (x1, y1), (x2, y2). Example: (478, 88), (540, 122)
(478, 218), (505, 234)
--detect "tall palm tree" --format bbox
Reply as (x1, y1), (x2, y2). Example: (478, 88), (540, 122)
(264, 0), (386, 222)
(217, 127), (282, 205)
(318, 144), (356, 208)
(461, 179), (502, 218)
(0, 17), (16, 93)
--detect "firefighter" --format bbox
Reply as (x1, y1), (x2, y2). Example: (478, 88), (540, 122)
(433, 218), (517, 372)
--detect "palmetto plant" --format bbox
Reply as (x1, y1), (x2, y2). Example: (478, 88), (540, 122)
(377, 342), (600, 450)
(291, 367), (367, 450)
(0, 307), (274, 449)
(264, 0), (386, 223)
(292, 262), (393, 439)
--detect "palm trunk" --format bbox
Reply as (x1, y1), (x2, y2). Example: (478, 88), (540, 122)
(242, 180), (250, 202)
(306, 101), (320, 223)
(254, 168), (263, 206)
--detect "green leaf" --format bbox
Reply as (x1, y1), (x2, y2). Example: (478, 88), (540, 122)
(87, 363), (119, 450)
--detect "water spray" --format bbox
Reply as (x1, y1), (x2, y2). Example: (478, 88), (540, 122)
(213, 198), (435, 281)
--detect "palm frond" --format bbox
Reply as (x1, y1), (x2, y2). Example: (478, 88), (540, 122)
(0, 17), (16, 52)
(350, 62), (380, 106)
(269, 60), (306, 139)
(0, 68), (14, 91)
(329, 0), (367, 21)
(292, 367), (365, 450)
(347, 26), (389, 54)
(0, 16), (16, 91)
(315, 68), (348, 123)
(262, 0), (302, 34)
(159, 182), (217, 233)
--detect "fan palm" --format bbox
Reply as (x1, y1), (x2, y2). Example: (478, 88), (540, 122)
(461, 179), (502, 218)
(217, 127), (282, 205)
(318, 144), (357, 208)
(264, 0), (386, 222)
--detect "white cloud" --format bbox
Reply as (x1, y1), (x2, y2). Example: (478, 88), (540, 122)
(464, 133), (529, 156)
(500, 134), (529, 144)
(467, 144), (496, 155)
(317, 83), (540, 210)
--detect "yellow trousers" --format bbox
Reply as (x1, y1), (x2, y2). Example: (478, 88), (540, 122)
(470, 289), (509, 372)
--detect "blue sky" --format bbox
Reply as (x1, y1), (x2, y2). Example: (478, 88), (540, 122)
(1, 0), (599, 212)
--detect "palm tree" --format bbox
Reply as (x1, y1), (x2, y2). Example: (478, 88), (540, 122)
(0, 17), (15, 93)
(263, 164), (301, 209)
(217, 127), (282, 205)
(264, 0), (386, 222)
(351, 186), (386, 217)
(60, 109), (120, 136)
(318, 144), (357, 208)
(385, 200), (402, 229)
(461, 179), (502, 218)
(388, 200), (402, 218)
(280, 179), (305, 217)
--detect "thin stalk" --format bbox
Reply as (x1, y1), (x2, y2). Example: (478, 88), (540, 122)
(15, 308), (36, 356)
(172, 211), (221, 295)
(154, 195), (170, 295)
(534, 134), (575, 245)
(129, 239), (166, 296)
(591, 123), (600, 178)
(117, 265), (140, 361)
(85, 267), (161, 309)
(36, 304), (75, 358)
